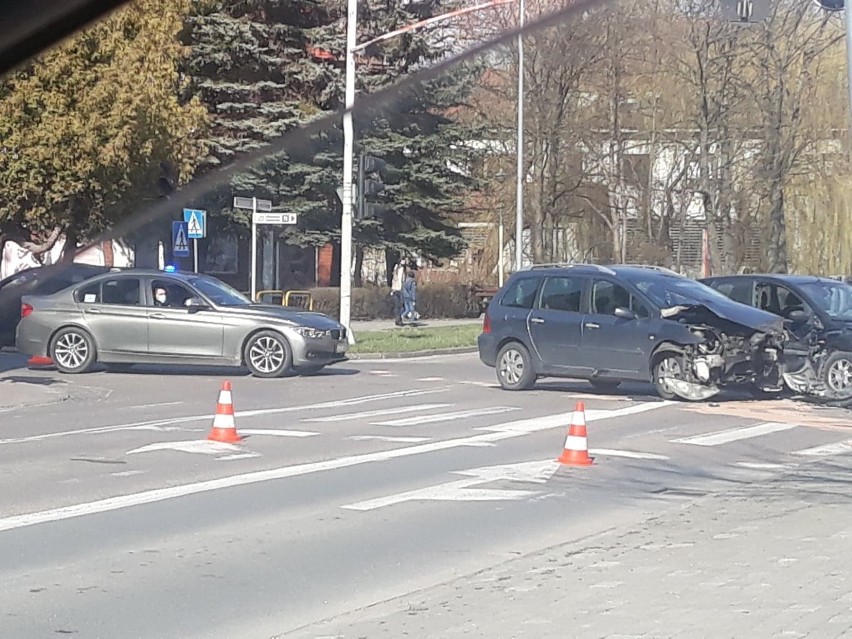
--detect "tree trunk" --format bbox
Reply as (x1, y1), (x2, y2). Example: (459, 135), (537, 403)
(767, 178), (789, 273)
(353, 244), (364, 288)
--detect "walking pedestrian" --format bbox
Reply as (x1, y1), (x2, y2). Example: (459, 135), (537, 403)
(401, 269), (417, 323)
(390, 260), (406, 326)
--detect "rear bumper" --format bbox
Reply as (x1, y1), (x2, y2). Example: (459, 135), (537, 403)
(477, 334), (497, 367)
(15, 320), (50, 357)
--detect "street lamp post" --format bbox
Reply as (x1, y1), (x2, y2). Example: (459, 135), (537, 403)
(494, 170), (508, 287)
(515, 0), (525, 273)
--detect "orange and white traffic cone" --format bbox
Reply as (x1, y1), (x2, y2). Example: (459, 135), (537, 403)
(27, 355), (54, 369)
(207, 381), (242, 443)
(557, 401), (594, 466)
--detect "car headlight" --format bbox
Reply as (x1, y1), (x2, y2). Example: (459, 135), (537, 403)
(295, 327), (327, 339)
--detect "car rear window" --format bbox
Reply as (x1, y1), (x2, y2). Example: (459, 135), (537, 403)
(500, 278), (540, 310)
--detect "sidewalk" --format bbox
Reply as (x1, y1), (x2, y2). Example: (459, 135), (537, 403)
(0, 353), (71, 409)
(350, 317), (483, 332)
(291, 458), (852, 638)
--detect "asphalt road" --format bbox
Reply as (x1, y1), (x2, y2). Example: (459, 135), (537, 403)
(1, 350), (851, 638)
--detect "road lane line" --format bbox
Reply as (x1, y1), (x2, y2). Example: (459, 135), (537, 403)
(671, 422), (799, 446)
(0, 401), (670, 533)
(239, 429), (319, 438)
(125, 401), (183, 410)
(303, 404), (451, 423)
(374, 407), (519, 427)
(792, 439), (852, 457)
(589, 448), (670, 460)
(0, 387), (451, 446)
(348, 435), (431, 443)
(126, 440), (242, 456)
(476, 401), (676, 433)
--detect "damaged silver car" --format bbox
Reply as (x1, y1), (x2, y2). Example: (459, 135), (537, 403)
(478, 264), (785, 401)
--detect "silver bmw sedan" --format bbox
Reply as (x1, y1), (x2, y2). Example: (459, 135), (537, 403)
(16, 269), (348, 378)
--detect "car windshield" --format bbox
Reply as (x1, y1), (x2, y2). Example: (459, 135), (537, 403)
(622, 273), (734, 309)
(189, 277), (251, 307)
(799, 281), (852, 321)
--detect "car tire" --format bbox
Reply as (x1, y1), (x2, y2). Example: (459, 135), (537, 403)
(823, 351), (852, 402)
(589, 379), (621, 393)
(244, 330), (292, 379)
(652, 351), (688, 401)
(50, 327), (96, 374)
(496, 342), (536, 391)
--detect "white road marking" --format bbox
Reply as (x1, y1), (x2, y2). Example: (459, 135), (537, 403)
(303, 404), (451, 423)
(671, 422), (799, 447)
(348, 435), (431, 443)
(109, 470), (146, 478)
(0, 387), (451, 446)
(126, 440), (243, 456)
(0, 401), (670, 533)
(477, 401), (676, 433)
(589, 448), (670, 460)
(369, 370), (390, 375)
(126, 401), (183, 409)
(452, 460), (560, 484)
(792, 439), (852, 457)
(460, 381), (499, 388)
(216, 452), (262, 461)
(736, 462), (792, 470)
(417, 377), (444, 382)
(344, 460), (561, 511)
(342, 480), (537, 511)
(374, 406), (520, 427)
(239, 429), (319, 438)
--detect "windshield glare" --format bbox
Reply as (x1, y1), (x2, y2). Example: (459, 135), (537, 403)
(189, 277), (251, 306)
(799, 282), (852, 320)
(625, 275), (734, 309)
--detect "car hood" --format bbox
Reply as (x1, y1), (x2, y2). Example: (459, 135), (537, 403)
(661, 299), (784, 335)
(219, 304), (343, 331)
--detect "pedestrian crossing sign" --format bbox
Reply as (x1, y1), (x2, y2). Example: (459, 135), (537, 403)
(183, 208), (207, 239)
(172, 221), (190, 257)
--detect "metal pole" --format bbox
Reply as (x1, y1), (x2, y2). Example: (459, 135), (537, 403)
(251, 196), (258, 302)
(193, 239), (198, 273)
(846, 0), (852, 149)
(515, 0), (525, 272)
(340, 0), (357, 345)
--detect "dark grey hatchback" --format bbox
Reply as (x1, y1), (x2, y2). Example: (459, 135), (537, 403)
(478, 264), (787, 401)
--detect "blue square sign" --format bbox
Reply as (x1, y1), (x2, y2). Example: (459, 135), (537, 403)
(183, 208), (206, 239)
(172, 221), (190, 257)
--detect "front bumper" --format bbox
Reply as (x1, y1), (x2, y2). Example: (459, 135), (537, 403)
(290, 332), (349, 367)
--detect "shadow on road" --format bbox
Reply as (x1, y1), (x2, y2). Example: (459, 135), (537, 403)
(0, 352), (28, 374)
(93, 364), (361, 378)
(0, 374), (64, 387)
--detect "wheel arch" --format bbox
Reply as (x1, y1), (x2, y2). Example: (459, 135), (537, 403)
(49, 323), (99, 354)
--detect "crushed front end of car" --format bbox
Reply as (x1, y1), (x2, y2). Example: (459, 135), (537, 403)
(659, 305), (786, 401)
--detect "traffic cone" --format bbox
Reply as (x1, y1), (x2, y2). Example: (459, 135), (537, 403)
(557, 401), (594, 466)
(207, 381), (242, 443)
(27, 355), (54, 368)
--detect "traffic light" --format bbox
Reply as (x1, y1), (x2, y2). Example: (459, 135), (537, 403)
(357, 153), (394, 220)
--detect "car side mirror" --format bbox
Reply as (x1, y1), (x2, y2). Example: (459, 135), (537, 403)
(614, 306), (637, 320)
(186, 297), (207, 313)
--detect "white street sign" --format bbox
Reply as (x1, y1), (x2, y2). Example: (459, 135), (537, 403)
(253, 212), (298, 225)
(341, 459), (559, 511)
(234, 196), (272, 211)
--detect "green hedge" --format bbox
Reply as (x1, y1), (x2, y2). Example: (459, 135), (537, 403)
(308, 284), (481, 320)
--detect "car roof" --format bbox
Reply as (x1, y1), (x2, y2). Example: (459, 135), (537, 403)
(517, 263), (685, 279)
(704, 273), (836, 286)
(85, 268), (204, 282)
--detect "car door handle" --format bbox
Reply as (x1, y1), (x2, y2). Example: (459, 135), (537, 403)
(150, 313), (166, 320)
(530, 317), (545, 324)
(87, 308), (102, 315)
(584, 322), (600, 329)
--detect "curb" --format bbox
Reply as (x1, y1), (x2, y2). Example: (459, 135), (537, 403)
(347, 346), (478, 360)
